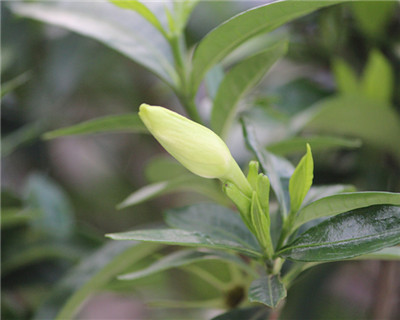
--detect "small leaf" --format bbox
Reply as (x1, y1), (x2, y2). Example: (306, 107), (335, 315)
(212, 306), (269, 320)
(361, 50), (394, 103)
(289, 144), (314, 214)
(107, 229), (262, 258)
(278, 205), (400, 262)
(332, 58), (360, 95)
(43, 114), (147, 139)
(223, 182), (252, 231)
(266, 136), (361, 156)
(293, 192), (400, 231)
(164, 203), (260, 251)
(119, 249), (256, 280)
(249, 275), (287, 308)
(211, 40), (287, 137)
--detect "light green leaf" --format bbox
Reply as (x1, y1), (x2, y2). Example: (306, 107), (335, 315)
(190, 0), (346, 94)
(332, 58), (360, 95)
(293, 192), (400, 231)
(10, 1), (178, 85)
(361, 49), (394, 103)
(107, 229), (262, 258)
(164, 203), (260, 251)
(241, 117), (294, 216)
(110, 0), (168, 38)
(278, 205), (400, 262)
(34, 241), (159, 320)
(24, 173), (74, 240)
(211, 40), (287, 137)
(289, 144), (314, 214)
(119, 249), (256, 280)
(43, 114), (147, 140)
(354, 246), (400, 261)
(267, 136), (361, 156)
(249, 275), (286, 308)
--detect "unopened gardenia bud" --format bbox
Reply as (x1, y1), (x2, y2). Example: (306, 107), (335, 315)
(139, 104), (252, 196)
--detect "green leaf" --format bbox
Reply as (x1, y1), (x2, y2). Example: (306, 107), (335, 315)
(302, 184), (356, 208)
(172, 0), (200, 35)
(289, 144), (314, 214)
(10, 1), (178, 86)
(107, 229), (262, 258)
(211, 40), (287, 137)
(306, 95), (400, 162)
(266, 136), (361, 156)
(1, 208), (41, 229)
(278, 205), (400, 262)
(241, 117), (294, 216)
(294, 192), (400, 231)
(190, 0), (346, 94)
(1, 71), (31, 98)
(34, 241), (159, 320)
(119, 249), (256, 280)
(24, 173), (74, 240)
(361, 50), (394, 103)
(332, 58), (360, 95)
(249, 275), (287, 308)
(43, 114), (146, 139)
(164, 203), (260, 251)
(212, 307), (269, 320)
(2, 122), (44, 157)
(117, 177), (225, 209)
(205, 64), (224, 100)
(145, 156), (190, 182)
(354, 246), (400, 261)
(110, 0), (168, 38)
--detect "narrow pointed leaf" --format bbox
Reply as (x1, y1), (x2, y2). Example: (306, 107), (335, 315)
(119, 249), (256, 280)
(249, 275), (286, 308)
(43, 114), (146, 139)
(278, 205), (400, 262)
(211, 40), (287, 137)
(190, 0), (346, 94)
(332, 58), (360, 95)
(289, 144), (314, 214)
(107, 229), (262, 258)
(294, 192), (400, 230)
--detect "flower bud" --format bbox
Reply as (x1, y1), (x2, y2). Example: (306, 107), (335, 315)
(139, 104), (252, 196)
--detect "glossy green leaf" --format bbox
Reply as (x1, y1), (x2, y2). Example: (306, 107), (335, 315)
(211, 40), (287, 137)
(34, 241), (159, 320)
(354, 246), (400, 261)
(107, 229), (262, 258)
(212, 306), (269, 320)
(361, 50), (394, 103)
(241, 117), (294, 216)
(43, 114), (146, 139)
(164, 203), (260, 251)
(306, 95), (400, 162)
(10, 1), (178, 85)
(289, 144), (314, 214)
(278, 205), (400, 262)
(110, 0), (168, 38)
(294, 192), (400, 231)
(267, 136), (361, 156)
(119, 249), (256, 280)
(332, 58), (360, 95)
(117, 176), (225, 209)
(190, 0), (345, 94)
(24, 173), (74, 240)
(249, 275), (286, 308)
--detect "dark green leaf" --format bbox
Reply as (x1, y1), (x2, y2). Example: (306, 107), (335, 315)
(164, 203), (260, 251)
(10, 1), (178, 85)
(249, 275), (286, 308)
(354, 246), (400, 261)
(119, 249), (256, 280)
(190, 0), (346, 94)
(211, 40), (287, 137)
(294, 192), (400, 230)
(107, 229), (262, 258)
(266, 136), (361, 156)
(43, 114), (146, 139)
(241, 117), (294, 216)
(278, 205), (400, 262)
(34, 241), (159, 320)
(212, 306), (269, 320)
